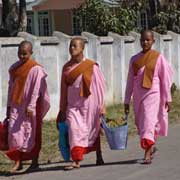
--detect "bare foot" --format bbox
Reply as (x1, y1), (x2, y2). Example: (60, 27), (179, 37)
(10, 161), (22, 173)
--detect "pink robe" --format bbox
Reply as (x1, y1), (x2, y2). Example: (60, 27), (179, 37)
(6, 61), (50, 161)
(60, 60), (105, 160)
(124, 52), (173, 143)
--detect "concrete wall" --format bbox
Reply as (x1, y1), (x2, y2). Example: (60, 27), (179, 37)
(0, 31), (179, 120)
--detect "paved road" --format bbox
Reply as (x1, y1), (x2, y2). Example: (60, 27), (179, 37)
(1, 123), (180, 180)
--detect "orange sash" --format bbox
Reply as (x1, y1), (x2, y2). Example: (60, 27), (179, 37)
(66, 59), (96, 97)
(10, 59), (39, 105)
(132, 50), (160, 89)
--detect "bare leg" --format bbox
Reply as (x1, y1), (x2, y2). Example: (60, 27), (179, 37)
(142, 147), (152, 164)
(150, 145), (158, 159)
(145, 147), (151, 160)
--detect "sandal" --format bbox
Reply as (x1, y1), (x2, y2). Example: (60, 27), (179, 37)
(25, 164), (40, 172)
(64, 164), (80, 171)
(96, 158), (105, 166)
(141, 159), (152, 165)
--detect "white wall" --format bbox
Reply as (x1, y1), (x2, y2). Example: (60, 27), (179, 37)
(0, 31), (178, 120)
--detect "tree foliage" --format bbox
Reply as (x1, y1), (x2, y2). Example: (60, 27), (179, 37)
(75, 0), (180, 36)
(152, 2), (180, 34)
(74, 0), (137, 36)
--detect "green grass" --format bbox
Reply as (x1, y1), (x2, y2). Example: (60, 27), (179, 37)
(169, 90), (180, 123)
(0, 90), (180, 173)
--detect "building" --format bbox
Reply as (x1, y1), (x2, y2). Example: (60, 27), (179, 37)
(26, 0), (174, 36)
(25, 0), (150, 36)
(0, 0), (179, 36)
(26, 0), (84, 36)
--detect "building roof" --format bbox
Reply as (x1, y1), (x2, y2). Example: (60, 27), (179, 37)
(32, 0), (120, 11)
(32, 0), (84, 11)
(0, 0), (120, 10)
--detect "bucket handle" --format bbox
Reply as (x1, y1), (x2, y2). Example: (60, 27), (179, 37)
(125, 113), (128, 122)
(101, 115), (108, 129)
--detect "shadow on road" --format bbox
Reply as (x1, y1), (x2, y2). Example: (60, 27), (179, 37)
(0, 158), (139, 177)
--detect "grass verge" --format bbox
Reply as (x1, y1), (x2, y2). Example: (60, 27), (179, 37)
(0, 90), (179, 173)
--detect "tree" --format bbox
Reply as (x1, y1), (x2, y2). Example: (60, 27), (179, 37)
(0, 0), (27, 37)
(152, 1), (180, 34)
(74, 0), (180, 36)
(74, 0), (137, 36)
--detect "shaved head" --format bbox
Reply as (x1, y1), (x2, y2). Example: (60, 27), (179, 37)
(141, 29), (154, 39)
(18, 41), (33, 62)
(70, 37), (85, 49)
(19, 40), (33, 53)
(140, 29), (155, 53)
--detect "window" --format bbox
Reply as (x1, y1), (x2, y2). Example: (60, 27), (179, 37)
(27, 12), (34, 34)
(38, 11), (51, 36)
(72, 10), (90, 35)
(140, 11), (148, 29)
(72, 10), (81, 35)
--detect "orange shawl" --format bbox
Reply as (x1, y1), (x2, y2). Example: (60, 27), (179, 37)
(66, 59), (96, 97)
(132, 50), (160, 89)
(10, 59), (39, 105)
